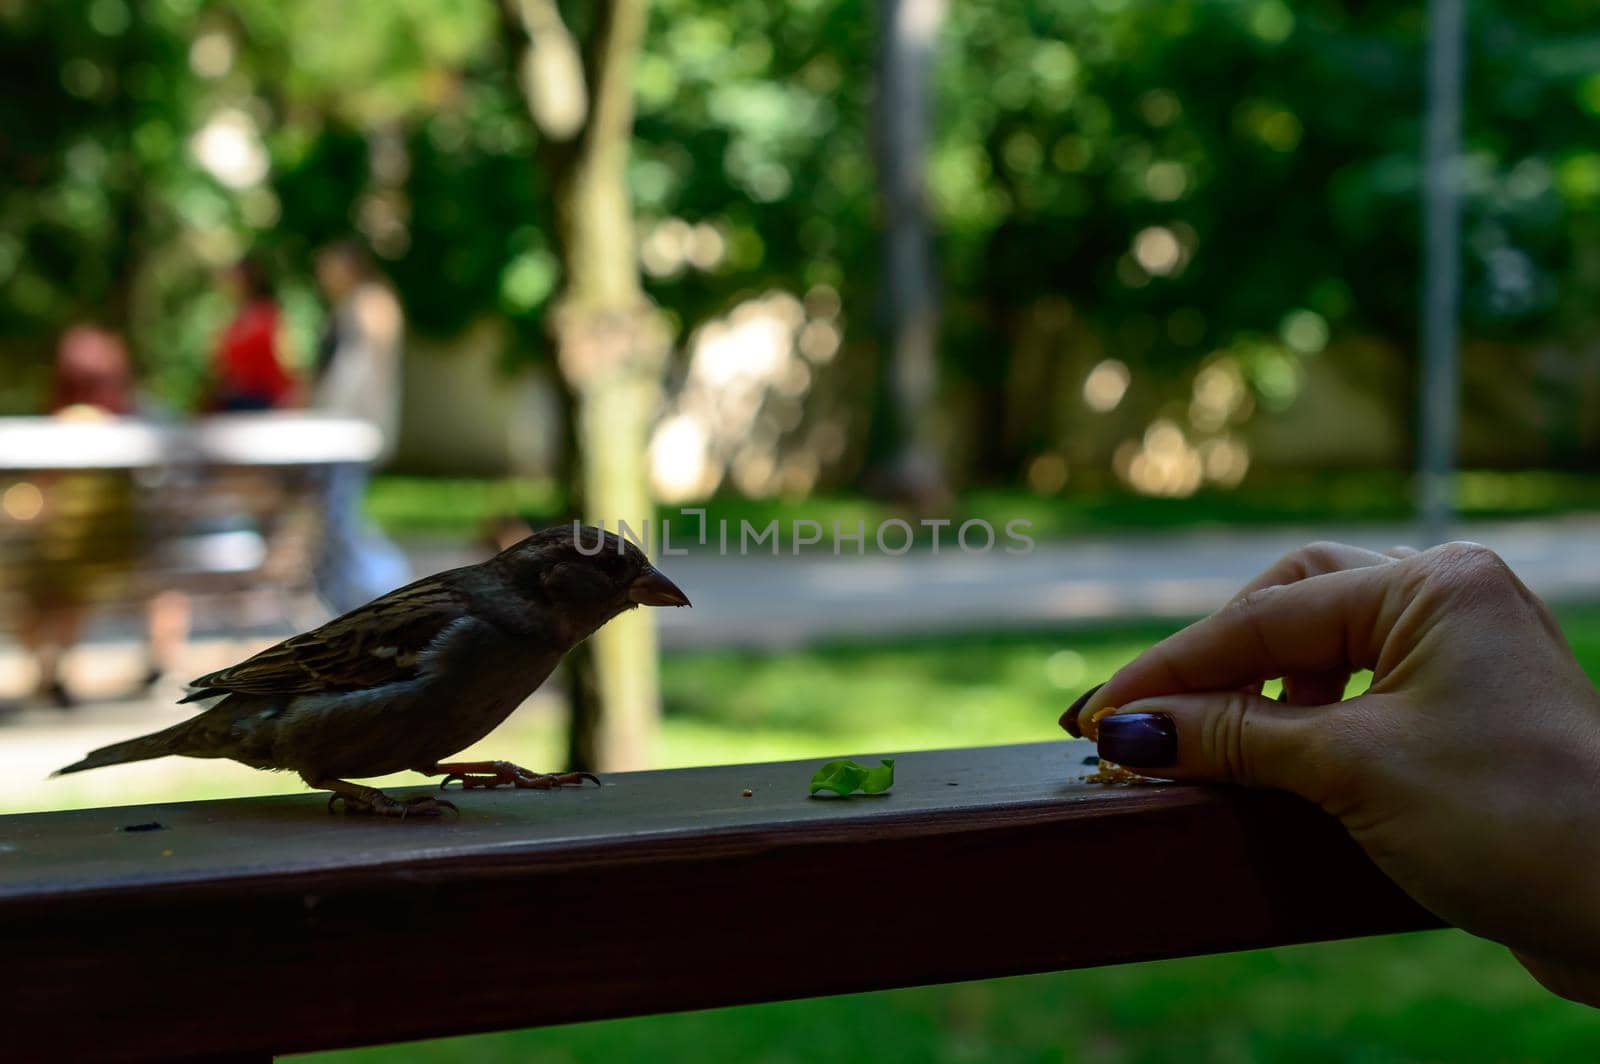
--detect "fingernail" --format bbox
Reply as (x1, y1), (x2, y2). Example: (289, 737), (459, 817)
(1060, 682), (1105, 737)
(1097, 713), (1178, 768)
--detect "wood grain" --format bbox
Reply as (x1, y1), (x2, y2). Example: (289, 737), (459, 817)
(0, 741), (1441, 1062)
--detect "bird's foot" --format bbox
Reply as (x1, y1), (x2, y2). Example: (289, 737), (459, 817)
(321, 783), (458, 818)
(435, 760), (601, 791)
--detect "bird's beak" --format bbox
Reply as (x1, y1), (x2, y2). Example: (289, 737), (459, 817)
(628, 566), (691, 607)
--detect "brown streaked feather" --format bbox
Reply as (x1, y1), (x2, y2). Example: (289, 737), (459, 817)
(185, 577), (471, 696)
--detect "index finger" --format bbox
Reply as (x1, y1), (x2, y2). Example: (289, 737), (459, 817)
(1225, 542), (1416, 706)
(1087, 560), (1414, 716)
(1228, 541), (1411, 603)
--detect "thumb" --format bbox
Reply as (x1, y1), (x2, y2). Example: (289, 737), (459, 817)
(1092, 692), (1348, 803)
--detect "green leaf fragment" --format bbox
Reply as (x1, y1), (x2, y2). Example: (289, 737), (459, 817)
(809, 759), (866, 796)
(809, 758), (895, 797)
(860, 758), (895, 793)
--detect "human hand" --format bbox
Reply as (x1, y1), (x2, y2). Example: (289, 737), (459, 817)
(1061, 541), (1600, 1004)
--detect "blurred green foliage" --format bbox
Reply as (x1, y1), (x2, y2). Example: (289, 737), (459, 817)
(5, 1), (1600, 471)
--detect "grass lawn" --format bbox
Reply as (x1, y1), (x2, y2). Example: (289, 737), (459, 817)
(301, 932), (1597, 1063)
(365, 469), (1600, 542)
(288, 606), (1600, 1062)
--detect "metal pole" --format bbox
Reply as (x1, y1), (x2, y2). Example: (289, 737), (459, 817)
(1418, 0), (1466, 546)
(877, 0), (947, 503)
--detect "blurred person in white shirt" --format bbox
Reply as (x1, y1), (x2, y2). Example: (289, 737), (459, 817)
(310, 240), (409, 614)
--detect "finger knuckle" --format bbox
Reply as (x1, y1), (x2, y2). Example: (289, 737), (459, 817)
(1200, 692), (1258, 784)
(1300, 540), (1349, 567)
(1423, 541), (1517, 603)
(1431, 539), (1508, 575)
(1271, 541), (1341, 581)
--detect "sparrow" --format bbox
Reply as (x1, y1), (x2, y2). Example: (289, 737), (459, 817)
(55, 525), (691, 817)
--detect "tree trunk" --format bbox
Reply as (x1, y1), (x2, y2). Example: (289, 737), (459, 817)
(507, 0), (664, 770)
(550, 369), (603, 772)
(554, 309), (666, 771)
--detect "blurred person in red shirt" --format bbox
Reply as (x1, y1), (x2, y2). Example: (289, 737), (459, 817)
(209, 256), (296, 412)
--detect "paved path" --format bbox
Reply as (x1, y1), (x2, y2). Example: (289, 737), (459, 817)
(13, 517), (1600, 667)
(418, 516), (1600, 650)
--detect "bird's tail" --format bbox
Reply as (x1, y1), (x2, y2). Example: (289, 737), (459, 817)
(53, 719), (198, 777)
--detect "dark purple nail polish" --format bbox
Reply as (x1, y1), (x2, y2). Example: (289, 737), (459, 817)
(1097, 713), (1178, 768)
(1060, 682), (1105, 737)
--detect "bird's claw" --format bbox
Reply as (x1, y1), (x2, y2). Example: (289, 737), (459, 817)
(327, 790), (459, 818)
(437, 761), (601, 791)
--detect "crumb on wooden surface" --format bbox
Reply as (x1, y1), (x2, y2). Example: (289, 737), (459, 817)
(1082, 759), (1153, 786)
(1080, 705), (1118, 742)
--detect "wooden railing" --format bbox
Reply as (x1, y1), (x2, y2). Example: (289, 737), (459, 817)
(0, 741), (1441, 1062)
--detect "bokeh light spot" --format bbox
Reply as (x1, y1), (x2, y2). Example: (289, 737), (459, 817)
(1280, 309), (1329, 354)
(189, 30), (234, 78)
(1138, 89), (1181, 127)
(1046, 649), (1087, 689)
(1083, 359), (1131, 412)
(190, 108), (268, 188)
(1027, 453), (1069, 494)
(1132, 226), (1182, 276)
(1144, 161), (1188, 202)
(3, 482), (45, 522)
(1249, 0), (1295, 44)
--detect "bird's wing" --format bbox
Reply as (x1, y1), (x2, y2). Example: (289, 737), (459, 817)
(185, 576), (474, 696)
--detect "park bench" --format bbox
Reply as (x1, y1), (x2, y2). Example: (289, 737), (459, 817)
(0, 413), (382, 636)
(0, 740), (1439, 1062)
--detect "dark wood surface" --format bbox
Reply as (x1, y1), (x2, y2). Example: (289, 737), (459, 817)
(0, 741), (1442, 1062)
